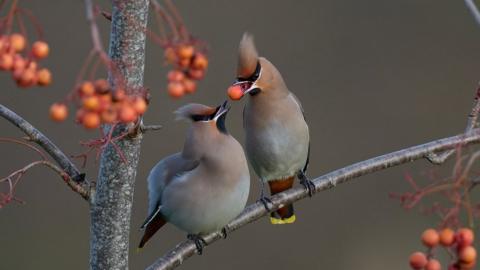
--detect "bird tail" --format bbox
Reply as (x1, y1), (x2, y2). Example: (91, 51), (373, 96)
(138, 213), (166, 249)
(268, 176), (296, 225)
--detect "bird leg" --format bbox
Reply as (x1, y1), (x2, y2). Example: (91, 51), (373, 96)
(298, 171), (315, 197)
(257, 178), (273, 211)
(187, 234), (208, 255)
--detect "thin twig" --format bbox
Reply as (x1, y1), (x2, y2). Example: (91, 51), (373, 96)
(147, 129), (480, 270)
(0, 160), (89, 200)
(0, 104), (90, 201)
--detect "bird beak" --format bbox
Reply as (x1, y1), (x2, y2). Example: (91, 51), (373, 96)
(213, 100), (231, 121)
(232, 80), (259, 96)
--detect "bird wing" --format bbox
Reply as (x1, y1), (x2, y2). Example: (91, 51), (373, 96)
(141, 153), (199, 229)
(288, 93), (310, 173)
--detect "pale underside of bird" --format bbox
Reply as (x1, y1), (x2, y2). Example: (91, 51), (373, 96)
(230, 32), (314, 225)
(138, 102), (250, 253)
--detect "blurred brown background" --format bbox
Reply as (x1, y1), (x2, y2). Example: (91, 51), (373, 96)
(2, 0), (480, 269)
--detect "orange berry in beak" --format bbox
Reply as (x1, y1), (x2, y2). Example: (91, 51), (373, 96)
(227, 85), (244, 100)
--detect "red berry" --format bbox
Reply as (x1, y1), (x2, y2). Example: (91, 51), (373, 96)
(422, 229), (440, 248)
(49, 103), (68, 122)
(440, 228), (456, 246)
(177, 44), (194, 59)
(83, 95), (100, 111)
(118, 103), (137, 123)
(182, 78), (197, 94)
(167, 82), (185, 98)
(82, 112), (101, 129)
(425, 259), (441, 270)
(100, 107), (118, 124)
(409, 252), (428, 269)
(192, 53), (208, 70)
(167, 70), (185, 82)
(132, 97), (147, 114)
(31, 41), (49, 59)
(9, 33), (26, 52)
(188, 68), (205, 80)
(456, 228), (474, 247)
(36, 68), (52, 86)
(113, 88), (126, 101)
(17, 69), (37, 87)
(94, 79), (110, 93)
(0, 53), (13, 70)
(459, 246), (477, 264)
(79, 81), (95, 96)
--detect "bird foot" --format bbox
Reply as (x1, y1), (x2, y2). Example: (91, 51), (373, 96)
(220, 227), (228, 239)
(257, 196), (273, 211)
(298, 173), (315, 197)
(187, 234), (207, 255)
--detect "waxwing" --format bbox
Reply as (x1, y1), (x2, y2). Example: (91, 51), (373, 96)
(139, 101), (250, 252)
(229, 33), (313, 225)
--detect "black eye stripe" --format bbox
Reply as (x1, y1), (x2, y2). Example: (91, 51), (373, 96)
(190, 106), (221, 122)
(237, 61), (261, 82)
(191, 115), (210, 121)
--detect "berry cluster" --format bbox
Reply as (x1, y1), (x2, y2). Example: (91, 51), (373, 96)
(0, 33), (51, 87)
(409, 228), (477, 270)
(50, 79), (147, 130)
(164, 44), (208, 98)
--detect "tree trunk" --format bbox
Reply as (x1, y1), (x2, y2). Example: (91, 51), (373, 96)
(89, 1), (149, 269)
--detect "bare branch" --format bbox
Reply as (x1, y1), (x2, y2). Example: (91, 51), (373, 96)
(426, 150), (455, 164)
(147, 129), (480, 270)
(426, 84), (480, 164)
(0, 103), (90, 201)
(425, 4), (480, 164)
(465, 0), (480, 27)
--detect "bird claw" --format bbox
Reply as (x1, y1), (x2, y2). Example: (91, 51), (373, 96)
(257, 196), (273, 211)
(298, 172), (315, 197)
(187, 234), (207, 255)
(220, 227), (228, 239)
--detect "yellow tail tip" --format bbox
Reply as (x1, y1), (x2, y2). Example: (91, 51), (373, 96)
(270, 215), (296, 225)
(136, 247), (143, 253)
